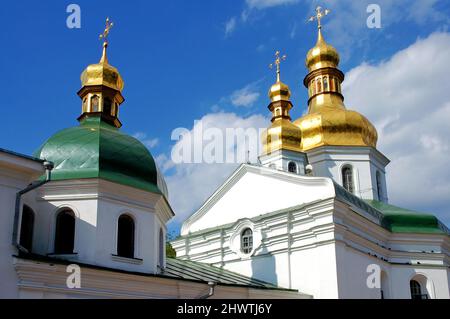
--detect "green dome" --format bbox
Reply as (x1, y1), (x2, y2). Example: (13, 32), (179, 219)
(34, 117), (167, 196)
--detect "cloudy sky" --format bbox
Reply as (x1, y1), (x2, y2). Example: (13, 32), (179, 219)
(1, 0), (449, 234)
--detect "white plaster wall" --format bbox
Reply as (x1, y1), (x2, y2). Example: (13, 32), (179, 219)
(96, 198), (158, 273)
(185, 169), (334, 234)
(389, 266), (450, 299)
(290, 244), (340, 299)
(0, 174), (23, 298)
(307, 147), (388, 202)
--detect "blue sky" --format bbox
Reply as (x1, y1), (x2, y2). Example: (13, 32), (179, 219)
(1, 0), (450, 235)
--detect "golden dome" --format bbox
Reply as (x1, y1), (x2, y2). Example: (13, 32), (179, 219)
(269, 80), (291, 102)
(262, 118), (303, 154)
(261, 50), (303, 155)
(306, 29), (340, 72)
(294, 106), (378, 152)
(80, 43), (124, 92)
(294, 7), (378, 152)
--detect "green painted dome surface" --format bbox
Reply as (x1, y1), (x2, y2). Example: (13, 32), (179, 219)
(366, 200), (449, 235)
(34, 117), (162, 194)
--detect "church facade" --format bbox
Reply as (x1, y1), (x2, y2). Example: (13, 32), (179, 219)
(0, 20), (307, 299)
(172, 9), (450, 299)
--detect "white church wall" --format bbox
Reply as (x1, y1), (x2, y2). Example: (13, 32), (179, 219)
(307, 146), (389, 202)
(0, 153), (44, 298)
(14, 258), (307, 299)
(182, 166), (335, 235)
(290, 243), (340, 299)
(96, 198), (158, 273)
(28, 179), (169, 275)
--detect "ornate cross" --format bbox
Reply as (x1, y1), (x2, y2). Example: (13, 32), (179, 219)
(269, 51), (287, 82)
(99, 17), (114, 44)
(308, 6), (330, 29)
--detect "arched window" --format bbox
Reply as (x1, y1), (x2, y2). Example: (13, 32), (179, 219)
(342, 166), (354, 194)
(20, 205), (35, 252)
(82, 98), (88, 112)
(410, 280), (428, 299)
(55, 210), (75, 254)
(330, 77), (336, 91)
(159, 228), (164, 267)
(376, 171), (383, 201)
(103, 97), (112, 116)
(117, 214), (135, 258)
(90, 95), (99, 112)
(323, 76), (329, 91)
(317, 77), (322, 93)
(288, 162), (297, 174)
(241, 228), (253, 254)
(311, 81), (316, 95)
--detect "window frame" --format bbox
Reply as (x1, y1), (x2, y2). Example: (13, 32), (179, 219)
(342, 165), (355, 194)
(54, 209), (76, 255)
(241, 228), (253, 255)
(19, 205), (35, 252)
(117, 214), (136, 259)
(288, 161), (297, 174)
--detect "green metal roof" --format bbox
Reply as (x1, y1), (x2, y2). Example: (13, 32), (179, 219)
(366, 200), (449, 235)
(164, 258), (290, 290)
(334, 182), (449, 235)
(34, 117), (161, 194)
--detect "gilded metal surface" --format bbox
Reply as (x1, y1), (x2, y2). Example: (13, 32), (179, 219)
(294, 107), (378, 152)
(261, 51), (303, 155)
(306, 6), (339, 73)
(262, 118), (303, 154)
(80, 18), (124, 92)
(292, 7), (379, 152)
(268, 51), (291, 102)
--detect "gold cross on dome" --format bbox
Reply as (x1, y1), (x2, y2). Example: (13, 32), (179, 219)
(99, 17), (114, 44)
(269, 51), (287, 82)
(308, 6), (330, 29)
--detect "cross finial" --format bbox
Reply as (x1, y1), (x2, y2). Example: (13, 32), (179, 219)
(99, 17), (114, 45)
(269, 51), (287, 83)
(308, 6), (330, 30)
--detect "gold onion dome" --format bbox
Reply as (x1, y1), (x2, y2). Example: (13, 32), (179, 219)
(80, 42), (124, 92)
(77, 18), (125, 128)
(293, 6), (378, 152)
(306, 29), (340, 72)
(262, 52), (303, 155)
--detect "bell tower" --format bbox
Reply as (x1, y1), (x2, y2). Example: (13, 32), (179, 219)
(259, 51), (308, 175)
(294, 7), (390, 202)
(77, 18), (125, 128)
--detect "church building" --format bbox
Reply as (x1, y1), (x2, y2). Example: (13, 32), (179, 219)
(0, 19), (306, 299)
(172, 7), (450, 299)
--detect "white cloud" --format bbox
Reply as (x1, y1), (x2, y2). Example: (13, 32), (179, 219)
(343, 32), (450, 225)
(246, 0), (298, 10)
(225, 17), (237, 37)
(230, 85), (261, 107)
(160, 112), (269, 223)
(133, 132), (159, 149)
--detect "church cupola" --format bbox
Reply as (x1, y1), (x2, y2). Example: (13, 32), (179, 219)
(294, 7), (378, 152)
(262, 51), (302, 156)
(77, 18), (125, 128)
(292, 7), (389, 202)
(304, 7), (345, 114)
(260, 51), (307, 174)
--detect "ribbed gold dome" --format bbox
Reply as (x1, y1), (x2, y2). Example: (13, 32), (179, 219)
(294, 107), (378, 151)
(80, 43), (124, 92)
(262, 118), (303, 154)
(306, 29), (340, 72)
(269, 80), (291, 102)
